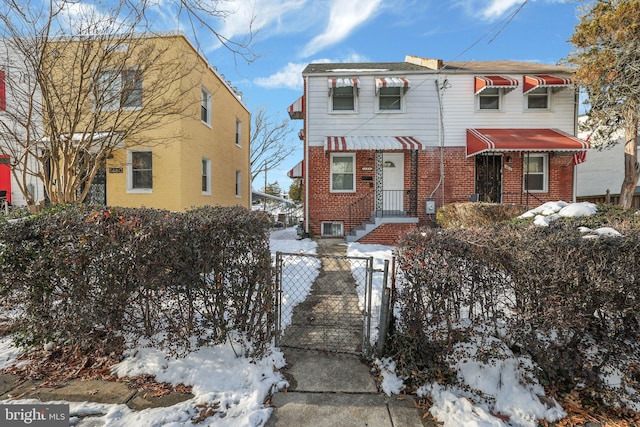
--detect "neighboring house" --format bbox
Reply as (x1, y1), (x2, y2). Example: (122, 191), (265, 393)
(288, 56), (588, 244)
(0, 40), (47, 207)
(575, 115), (640, 199)
(1, 33), (250, 211)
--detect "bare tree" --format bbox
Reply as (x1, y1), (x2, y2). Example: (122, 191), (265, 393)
(0, 0), (256, 207)
(250, 107), (296, 184)
(566, 0), (640, 209)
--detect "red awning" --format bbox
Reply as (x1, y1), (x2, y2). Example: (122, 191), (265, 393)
(474, 76), (519, 94)
(327, 77), (360, 88)
(466, 128), (589, 157)
(288, 160), (304, 178)
(287, 95), (304, 120)
(523, 75), (573, 94)
(325, 136), (423, 151)
(375, 77), (410, 92)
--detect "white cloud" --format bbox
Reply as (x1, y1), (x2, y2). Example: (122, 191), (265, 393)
(215, 0), (307, 41)
(481, 0), (526, 20)
(301, 0), (383, 57)
(254, 62), (308, 90)
(453, 0), (527, 21)
(254, 53), (371, 90)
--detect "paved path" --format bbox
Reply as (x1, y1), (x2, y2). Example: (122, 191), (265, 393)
(266, 238), (427, 427)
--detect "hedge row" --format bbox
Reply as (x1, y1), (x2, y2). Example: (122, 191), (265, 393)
(0, 204), (274, 358)
(390, 220), (640, 401)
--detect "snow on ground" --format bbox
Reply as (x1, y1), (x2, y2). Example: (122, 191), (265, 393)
(347, 242), (395, 347)
(0, 203), (628, 426)
(519, 201), (598, 227)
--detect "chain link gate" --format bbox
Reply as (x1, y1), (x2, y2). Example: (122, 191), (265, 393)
(274, 252), (379, 357)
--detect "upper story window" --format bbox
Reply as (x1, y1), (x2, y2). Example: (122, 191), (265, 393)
(235, 119), (242, 146)
(473, 76), (518, 111)
(478, 88), (501, 110)
(523, 154), (548, 192)
(96, 68), (142, 110)
(330, 153), (355, 192)
(128, 150), (152, 192)
(201, 87), (212, 125)
(378, 87), (402, 111)
(328, 78), (360, 112)
(526, 87), (549, 109)
(375, 77), (409, 112)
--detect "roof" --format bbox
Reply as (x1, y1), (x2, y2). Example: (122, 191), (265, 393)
(443, 60), (573, 74)
(302, 59), (573, 76)
(302, 62), (428, 75)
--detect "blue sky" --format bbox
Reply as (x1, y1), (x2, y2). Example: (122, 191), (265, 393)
(69, 0), (587, 192)
(204, 0), (585, 191)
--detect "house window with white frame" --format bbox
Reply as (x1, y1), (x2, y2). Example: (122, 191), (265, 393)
(523, 154), (548, 192)
(235, 170), (241, 197)
(235, 119), (242, 146)
(202, 158), (211, 194)
(128, 150), (152, 191)
(331, 153), (355, 192)
(201, 87), (212, 125)
(527, 87), (549, 109)
(478, 88), (501, 110)
(378, 87), (402, 111)
(331, 86), (356, 111)
(95, 67), (142, 110)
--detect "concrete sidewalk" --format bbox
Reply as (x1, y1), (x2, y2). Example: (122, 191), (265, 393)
(266, 238), (428, 427)
(265, 348), (427, 427)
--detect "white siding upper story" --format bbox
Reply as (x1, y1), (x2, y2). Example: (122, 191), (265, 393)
(303, 59), (579, 153)
(304, 71), (440, 149)
(0, 39), (46, 207)
(440, 72), (578, 147)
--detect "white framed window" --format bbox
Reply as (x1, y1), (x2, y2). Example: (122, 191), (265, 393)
(201, 87), (212, 125)
(331, 86), (357, 112)
(330, 153), (355, 192)
(378, 87), (403, 111)
(235, 170), (242, 197)
(526, 87), (549, 109)
(235, 119), (242, 146)
(523, 154), (548, 192)
(477, 88), (501, 110)
(127, 149), (152, 192)
(95, 68), (142, 110)
(321, 222), (343, 237)
(202, 158), (211, 194)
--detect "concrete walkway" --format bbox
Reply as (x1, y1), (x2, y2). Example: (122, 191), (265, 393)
(266, 238), (427, 427)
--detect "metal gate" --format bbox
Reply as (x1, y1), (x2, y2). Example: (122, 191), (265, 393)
(274, 252), (380, 357)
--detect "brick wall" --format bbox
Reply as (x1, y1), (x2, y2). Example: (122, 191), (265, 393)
(356, 223), (417, 246)
(306, 146), (575, 240)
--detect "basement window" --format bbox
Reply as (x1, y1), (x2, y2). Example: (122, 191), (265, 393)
(321, 222), (343, 237)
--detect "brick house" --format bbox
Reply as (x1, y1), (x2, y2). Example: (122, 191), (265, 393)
(288, 56), (588, 245)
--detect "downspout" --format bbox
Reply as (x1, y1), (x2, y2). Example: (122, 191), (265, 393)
(429, 78), (446, 206)
(304, 76), (310, 235)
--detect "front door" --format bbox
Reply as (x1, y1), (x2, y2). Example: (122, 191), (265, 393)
(475, 154), (502, 202)
(382, 153), (404, 213)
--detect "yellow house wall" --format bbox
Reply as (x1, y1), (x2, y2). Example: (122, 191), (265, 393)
(101, 35), (251, 211)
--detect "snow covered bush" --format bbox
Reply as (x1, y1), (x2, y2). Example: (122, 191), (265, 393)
(0, 204), (274, 358)
(391, 220), (640, 411)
